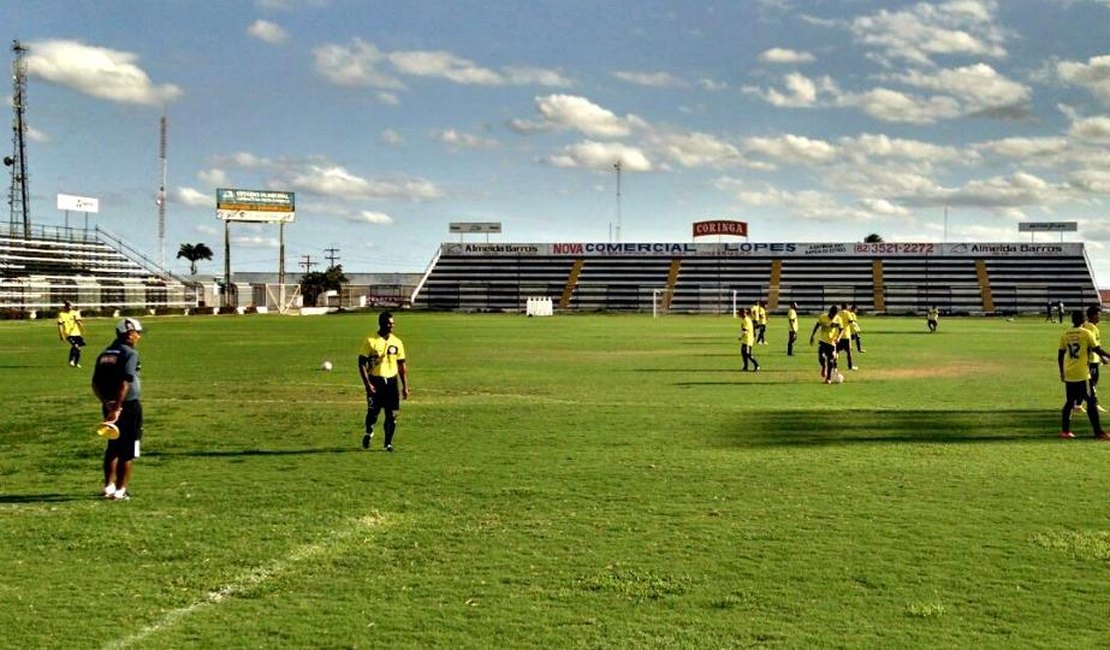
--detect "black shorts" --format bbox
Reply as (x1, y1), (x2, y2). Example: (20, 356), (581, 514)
(836, 339), (850, 352)
(66, 335), (86, 347)
(818, 341), (836, 362)
(368, 376), (401, 411)
(104, 400), (143, 462)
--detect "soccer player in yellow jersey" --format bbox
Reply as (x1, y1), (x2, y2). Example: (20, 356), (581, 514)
(56, 300), (87, 367)
(809, 305), (842, 384)
(756, 299), (769, 345)
(358, 311), (409, 452)
(738, 307), (759, 371)
(927, 306), (939, 332)
(836, 303), (856, 371)
(1077, 304), (1107, 413)
(849, 304), (865, 353)
(786, 302), (799, 356)
(1058, 310), (1110, 439)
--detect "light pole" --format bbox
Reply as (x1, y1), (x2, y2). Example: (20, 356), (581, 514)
(614, 160), (622, 243)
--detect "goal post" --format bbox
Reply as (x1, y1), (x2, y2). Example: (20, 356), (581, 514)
(652, 288), (666, 318)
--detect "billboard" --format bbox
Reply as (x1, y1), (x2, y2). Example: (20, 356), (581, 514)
(449, 222), (502, 234)
(216, 188), (295, 223)
(693, 220), (747, 237)
(1018, 221), (1077, 232)
(56, 193), (99, 213)
(440, 241), (1086, 258)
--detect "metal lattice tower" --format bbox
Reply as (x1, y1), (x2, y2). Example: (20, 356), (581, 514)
(6, 40), (30, 236)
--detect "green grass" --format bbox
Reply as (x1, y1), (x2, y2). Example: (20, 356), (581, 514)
(2, 312), (1109, 648)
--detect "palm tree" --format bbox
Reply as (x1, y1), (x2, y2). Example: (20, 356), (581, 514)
(177, 242), (214, 275)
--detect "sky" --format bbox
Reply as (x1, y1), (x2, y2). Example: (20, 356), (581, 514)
(5, 0), (1110, 284)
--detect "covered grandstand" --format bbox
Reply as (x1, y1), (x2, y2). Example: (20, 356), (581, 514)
(0, 225), (195, 314)
(412, 241), (1100, 315)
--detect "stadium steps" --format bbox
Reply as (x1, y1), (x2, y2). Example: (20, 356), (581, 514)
(975, 259), (995, 313)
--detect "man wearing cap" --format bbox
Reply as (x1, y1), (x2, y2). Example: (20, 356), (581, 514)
(91, 318), (144, 500)
(56, 300), (86, 367)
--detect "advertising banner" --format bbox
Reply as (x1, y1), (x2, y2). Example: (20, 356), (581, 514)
(56, 194), (99, 213)
(216, 188), (295, 223)
(1018, 222), (1077, 232)
(439, 241), (1085, 258)
(693, 220), (747, 237)
(449, 222), (502, 234)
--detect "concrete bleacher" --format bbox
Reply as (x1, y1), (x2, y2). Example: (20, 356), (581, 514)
(413, 241), (1100, 315)
(0, 225), (194, 312)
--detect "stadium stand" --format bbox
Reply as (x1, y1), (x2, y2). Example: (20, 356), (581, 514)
(0, 225), (194, 313)
(413, 241), (1101, 315)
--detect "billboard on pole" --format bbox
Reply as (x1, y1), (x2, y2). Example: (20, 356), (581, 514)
(56, 193), (99, 213)
(1017, 221), (1077, 232)
(216, 188), (295, 223)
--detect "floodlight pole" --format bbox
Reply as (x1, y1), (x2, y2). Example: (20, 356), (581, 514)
(223, 220), (231, 308)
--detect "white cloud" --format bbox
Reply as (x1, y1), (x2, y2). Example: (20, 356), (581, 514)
(612, 70), (687, 88)
(545, 141), (653, 171)
(173, 187), (214, 207)
(976, 136), (1069, 159)
(744, 134), (837, 165)
(650, 130), (742, 168)
(849, 0), (1007, 67)
(376, 92), (400, 105)
(837, 87), (962, 124)
(1069, 115), (1110, 142)
(198, 168), (229, 186)
(839, 133), (967, 164)
(698, 78), (728, 91)
(1068, 169), (1110, 194)
(893, 64), (1031, 118)
(26, 39), (182, 106)
(247, 20), (288, 44)
(315, 39), (571, 90)
(758, 48), (816, 64)
(530, 94), (643, 138)
(286, 164), (444, 200)
(313, 39), (403, 89)
(231, 234), (279, 248)
(746, 72), (836, 108)
(1056, 54), (1110, 104)
(255, 0), (328, 9)
(26, 126), (50, 143)
(431, 129), (501, 150)
(344, 211), (394, 224)
(380, 129), (404, 146)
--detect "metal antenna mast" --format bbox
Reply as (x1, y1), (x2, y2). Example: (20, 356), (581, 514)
(614, 160), (622, 243)
(157, 110), (168, 267)
(6, 40), (31, 236)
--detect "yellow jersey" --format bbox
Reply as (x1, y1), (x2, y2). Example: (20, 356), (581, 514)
(787, 308), (798, 333)
(816, 314), (841, 345)
(836, 312), (852, 338)
(927, 308), (939, 321)
(848, 311), (860, 334)
(1081, 322), (1102, 364)
(740, 316), (755, 346)
(57, 310), (83, 337)
(1060, 327), (1097, 382)
(359, 333), (406, 378)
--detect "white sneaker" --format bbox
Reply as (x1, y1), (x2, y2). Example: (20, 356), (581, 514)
(102, 483), (116, 498)
(110, 488), (129, 501)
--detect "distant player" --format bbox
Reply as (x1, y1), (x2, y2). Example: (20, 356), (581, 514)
(837, 303), (856, 370)
(358, 311), (409, 452)
(809, 305), (842, 384)
(1058, 310), (1110, 439)
(738, 307), (759, 371)
(927, 306), (939, 333)
(849, 304), (865, 353)
(756, 299), (769, 345)
(57, 300), (86, 367)
(786, 302), (799, 356)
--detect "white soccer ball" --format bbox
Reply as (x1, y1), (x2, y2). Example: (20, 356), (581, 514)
(833, 371), (845, 384)
(321, 360), (333, 371)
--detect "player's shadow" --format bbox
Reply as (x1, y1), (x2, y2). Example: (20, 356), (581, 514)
(146, 447), (359, 459)
(719, 409), (1061, 447)
(0, 493), (90, 504)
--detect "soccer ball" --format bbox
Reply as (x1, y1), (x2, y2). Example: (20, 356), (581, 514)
(321, 360), (333, 371)
(833, 371), (845, 384)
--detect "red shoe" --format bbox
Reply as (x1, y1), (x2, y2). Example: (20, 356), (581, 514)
(1096, 432), (1110, 440)
(1060, 431), (1076, 439)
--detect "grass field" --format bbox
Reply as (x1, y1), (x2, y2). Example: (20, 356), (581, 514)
(2, 311), (1109, 648)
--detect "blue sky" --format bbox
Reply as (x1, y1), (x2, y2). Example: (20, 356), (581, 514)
(6, 0), (1110, 283)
